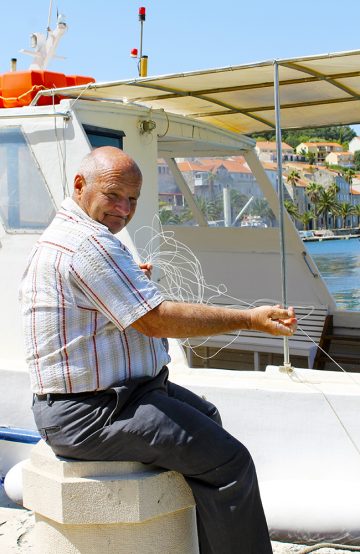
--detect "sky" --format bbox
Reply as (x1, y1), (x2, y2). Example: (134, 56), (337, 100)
(1, 0), (360, 132)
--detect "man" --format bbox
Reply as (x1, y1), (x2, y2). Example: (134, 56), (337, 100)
(21, 146), (296, 554)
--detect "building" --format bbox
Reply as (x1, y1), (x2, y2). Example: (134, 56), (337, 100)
(296, 142), (343, 163)
(349, 136), (360, 153)
(325, 151), (354, 168)
(255, 141), (295, 162)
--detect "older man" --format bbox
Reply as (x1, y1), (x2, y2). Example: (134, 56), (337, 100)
(21, 146), (296, 554)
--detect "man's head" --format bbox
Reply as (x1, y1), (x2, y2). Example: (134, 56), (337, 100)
(73, 147), (142, 234)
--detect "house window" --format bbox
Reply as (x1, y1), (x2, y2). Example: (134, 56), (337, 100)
(83, 125), (125, 149)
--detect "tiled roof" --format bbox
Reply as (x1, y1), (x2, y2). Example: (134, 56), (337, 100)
(176, 161), (208, 172)
(256, 141), (293, 150)
(300, 141), (342, 147)
(200, 157), (252, 174)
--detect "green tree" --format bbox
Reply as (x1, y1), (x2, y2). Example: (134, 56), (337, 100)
(337, 202), (355, 228)
(299, 210), (315, 230)
(305, 182), (324, 229)
(159, 208), (182, 225)
(354, 151), (360, 171)
(353, 204), (360, 227)
(317, 189), (339, 230)
(328, 182), (340, 199)
(206, 172), (217, 201)
(305, 151), (317, 165)
(251, 125), (356, 149)
(284, 200), (299, 221)
(249, 198), (275, 225)
(286, 170), (301, 187)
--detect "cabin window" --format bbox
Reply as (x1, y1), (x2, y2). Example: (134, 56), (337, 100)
(83, 125), (125, 149)
(0, 127), (56, 232)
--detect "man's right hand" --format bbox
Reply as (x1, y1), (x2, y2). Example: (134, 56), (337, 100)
(250, 305), (297, 336)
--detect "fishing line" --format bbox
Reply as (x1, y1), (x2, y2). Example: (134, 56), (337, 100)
(137, 219), (360, 471)
(135, 217), (325, 361)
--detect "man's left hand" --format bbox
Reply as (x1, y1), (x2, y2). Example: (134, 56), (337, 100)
(139, 263), (152, 279)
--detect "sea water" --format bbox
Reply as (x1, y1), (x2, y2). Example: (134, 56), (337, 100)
(306, 237), (360, 311)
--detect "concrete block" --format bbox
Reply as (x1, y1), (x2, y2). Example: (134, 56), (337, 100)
(23, 441), (199, 554)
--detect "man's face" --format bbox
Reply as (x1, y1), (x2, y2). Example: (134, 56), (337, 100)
(75, 165), (142, 234)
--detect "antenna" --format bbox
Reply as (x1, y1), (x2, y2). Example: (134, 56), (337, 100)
(20, 3), (67, 70)
(130, 6), (148, 77)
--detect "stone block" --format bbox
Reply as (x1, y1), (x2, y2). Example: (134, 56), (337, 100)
(23, 441), (199, 554)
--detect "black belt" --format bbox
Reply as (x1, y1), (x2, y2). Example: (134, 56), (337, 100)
(36, 390), (101, 401)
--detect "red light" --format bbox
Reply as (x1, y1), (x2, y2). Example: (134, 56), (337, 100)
(139, 7), (146, 15)
(130, 48), (138, 58)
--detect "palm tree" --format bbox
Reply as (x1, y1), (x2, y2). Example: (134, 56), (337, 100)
(342, 168), (356, 226)
(328, 182), (340, 200)
(159, 208), (182, 225)
(206, 172), (217, 201)
(249, 198), (275, 225)
(284, 200), (299, 222)
(342, 168), (355, 191)
(286, 170), (301, 188)
(317, 189), (340, 230)
(337, 202), (355, 229)
(305, 151), (317, 166)
(299, 210), (315, 231)
(305, 182), (324, 230)
(353, 204), (360, 227)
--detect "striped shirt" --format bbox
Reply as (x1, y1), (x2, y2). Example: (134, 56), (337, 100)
(20, 197), (170, 394)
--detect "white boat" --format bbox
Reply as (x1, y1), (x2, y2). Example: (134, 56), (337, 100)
(1, 14), (360, 547)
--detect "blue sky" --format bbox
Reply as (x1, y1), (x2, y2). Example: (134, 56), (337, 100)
(2, 0), (360, 132)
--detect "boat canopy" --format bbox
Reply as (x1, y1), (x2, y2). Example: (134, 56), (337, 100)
(32, 49), (360, 135)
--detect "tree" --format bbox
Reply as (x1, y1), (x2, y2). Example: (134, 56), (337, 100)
(305, 151), (317, 166)
(284, 200), (299, 221)
(159, 208), (182, 225)
(286, 170), (301, 188)
(251, 125), (356, 149)
(249, 197), (275, 225)
(354, 151), (360, 171)
(353, 204), (360, 227)
(299, 210), (315, 230)
(206, 172), (217, 201)
(337, 202), (355, 228)
(305, 182), (324, 229)
(317, 189), (340, 230)
(328, 182), (340, 200)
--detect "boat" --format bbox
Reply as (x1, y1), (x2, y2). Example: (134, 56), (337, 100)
(1, 11), (360, 549)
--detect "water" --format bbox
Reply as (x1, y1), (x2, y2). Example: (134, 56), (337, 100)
(306, 237), (360, 311)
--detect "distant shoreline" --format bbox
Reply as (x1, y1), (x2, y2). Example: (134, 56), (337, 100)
(303, 235), (360, 242)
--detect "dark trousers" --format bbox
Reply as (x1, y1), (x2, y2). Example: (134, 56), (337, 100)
(32, 367), (272, 554)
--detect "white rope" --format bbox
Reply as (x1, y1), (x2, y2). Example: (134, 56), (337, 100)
(134, 217), (343, 363)
(298, 543), (360, 553)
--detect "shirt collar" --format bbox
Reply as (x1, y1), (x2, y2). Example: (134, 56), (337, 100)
(61, 197), (109, 232)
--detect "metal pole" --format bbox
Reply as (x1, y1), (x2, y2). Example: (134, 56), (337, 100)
(140, 20), (144, 60)
(223, 184), (231, 227)
(47, 0), (53, 33)
(274, 61), (291, 368)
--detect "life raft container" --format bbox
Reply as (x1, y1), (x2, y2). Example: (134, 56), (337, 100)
(0, 70), (95, 108)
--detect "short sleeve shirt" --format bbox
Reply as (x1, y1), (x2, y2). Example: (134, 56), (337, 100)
(20, 198), (170, 394)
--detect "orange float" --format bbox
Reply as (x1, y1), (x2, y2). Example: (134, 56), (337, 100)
(0, 70), (95, 108)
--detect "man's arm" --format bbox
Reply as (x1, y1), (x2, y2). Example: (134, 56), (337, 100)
(131, 301), (297, 339)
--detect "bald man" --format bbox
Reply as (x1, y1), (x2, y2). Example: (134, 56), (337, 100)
(21, 147), (296, 554)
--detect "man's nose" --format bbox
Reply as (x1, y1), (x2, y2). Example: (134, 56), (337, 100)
(114, 198), (131, 215)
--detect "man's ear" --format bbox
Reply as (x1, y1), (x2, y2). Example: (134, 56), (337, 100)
(73, 174), (85, 199)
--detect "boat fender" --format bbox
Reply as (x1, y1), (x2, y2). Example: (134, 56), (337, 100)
(3, 459), (28, 506)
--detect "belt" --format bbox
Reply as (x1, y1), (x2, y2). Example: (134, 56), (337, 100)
(36, 390), (101, 401)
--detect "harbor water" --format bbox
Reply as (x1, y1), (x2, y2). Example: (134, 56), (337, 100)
(306, 237), (360, 311)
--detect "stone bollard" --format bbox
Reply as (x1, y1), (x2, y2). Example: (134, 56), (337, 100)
(23, 441), (199, 554)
